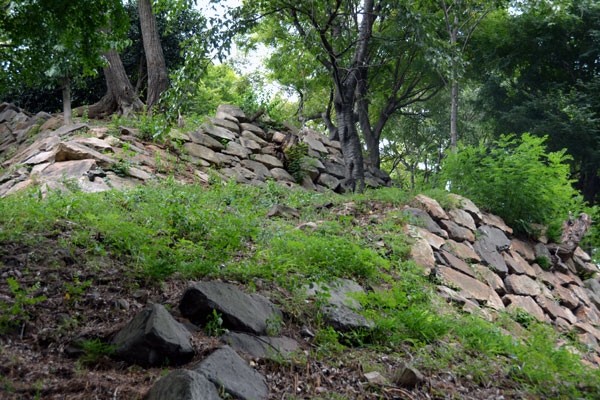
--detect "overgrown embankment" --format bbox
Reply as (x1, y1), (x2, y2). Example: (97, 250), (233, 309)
(1, 180), (599, 399)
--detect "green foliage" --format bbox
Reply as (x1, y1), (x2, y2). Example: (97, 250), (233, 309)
(77, 339), (116, 366)
(205, 310), (227, 337)
(262, 229), (387, 284)
(536, 256), (551, 271)
(0, 278), (46, 332)
(442, 134), (584, 233)
(284, 143), (309, 183)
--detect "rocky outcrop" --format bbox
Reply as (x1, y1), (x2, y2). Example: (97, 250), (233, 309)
(406, 194), (600, 357)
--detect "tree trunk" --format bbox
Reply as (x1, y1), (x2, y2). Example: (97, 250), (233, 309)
(61, 76), (72, 125)
(80, 49), (144, 119)
(138, 0), (168, 112)
(335, 85), (365, 193)
(134, 53), (147, 96)
(450, 78), (458, 148)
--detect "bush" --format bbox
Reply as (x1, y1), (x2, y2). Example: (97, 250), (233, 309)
(442, 134), (584, 233)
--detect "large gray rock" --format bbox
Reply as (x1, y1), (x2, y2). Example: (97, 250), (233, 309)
(55, 141), (115, 166)
(216, 104), (246, 122)
(222, 141), (251, 159)
(188, 131), (225, 150)
(585, 279), (600, 296)
(304, 279), (374, 332)
(240, 123), (266, 139)
(504, 275), (542, 297)
(253, 154), (283, 169)
(536, 295), (576, 324)
(41, 159), (97, 180)
(194, 346), (268, 400)
(534, 243), (552, 263)
(413, 194), (448, 220)
(448, 208), (476, 231)
(180, 281), (282, 335)
(440, 220), (475, 242)
(435, 266), (504, 310)
(323, 162), (346, 179)
(477, 226), (511, 251)
(207, 117), (240, 133)
(145, 369), (221, 400)
(503, 295), (547, 322)
(403, 208), (448, 238)
(241, 159), (272, 180)
(184, 143), (221, 164)
(473, 237), (509, 277)
(220, 332), (300, 359)
(111, 304), (194, 367)
(270, 168), (295, 182)
(201, 123), (237, 142)
(317, 173), (341, 191)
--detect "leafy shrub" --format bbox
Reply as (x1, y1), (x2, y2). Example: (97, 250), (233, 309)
(442, 134), (584, 233)
(284, 143), (309, 183)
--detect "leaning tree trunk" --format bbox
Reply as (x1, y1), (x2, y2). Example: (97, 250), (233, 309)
(138, 0), (168, 112)
(450, 78), (459, 148)
(80, 49), (144, 119)
(61, 76), (72, 125)
(335, 86), (365, 193)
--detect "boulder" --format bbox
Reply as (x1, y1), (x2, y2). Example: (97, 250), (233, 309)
(473, 237), (509, 277)
(303, 279), (374, 332)
(216, 104), (246, 122)
(504, 275), (541, 297)
(440, 220), (475, 243)
(270, 168), (295, 182)
(481, 213), (513, 235)
(55, 141), (115, 166)
(503, 295), (547, 322)
(575, 305), (600, 325)
(535, 295), (577, 324)
(220, 332), (300, 359)
(194, 346), (268, 400)
(442, 239), (481, 262)
(584, 279), (600, 297)
(145, 370), (221, 400)
(413, 194), (448, 220)
(448, 194), (483, 222)
(511, 239), (536, 262)
(253, 154), (283, 169)
(241, 130), (268, 146)
(403, 208), (448, 238)
(240, 123), (266, 138)
(302, 135), (328, 154)
(448, 208), (476, 231)
(404, 225), (446, 250)
(241, 160), (272, 180)
(207, 117), (240, 133)
(478, 226), (511, 252)
(323, 161), (346, 179)
(409, 237), (435, 272)
(472, 265), (506, 296)
(239, 137), (261, 152)
(438, 250), (476, 278)
(222, 141), (251, 159)
(110, 304), (194, 367)
(553, 285), (580, 310)
(534, 243), (551, 264)
(188, 131), (225, 150)
(180, 281), (282, 335)
(317, 173), (340, 191)
(42, 159), (97, 180)
(575, 247), (592, 262)
(569, 284), (592, 307)
(184, 143), (221, 164)
(435, 266), (504, 310)
(201, 123), (237, 142)
(266, 204), (300, 219)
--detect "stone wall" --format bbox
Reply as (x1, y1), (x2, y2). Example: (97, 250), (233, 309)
(405, 193), (600, 364)
(0, 102), (392, 197)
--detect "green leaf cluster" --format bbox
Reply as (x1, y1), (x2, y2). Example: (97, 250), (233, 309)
(442, 133), (584, 233)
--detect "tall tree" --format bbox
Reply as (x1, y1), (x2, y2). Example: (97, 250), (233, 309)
(0, 0), (129, 123)
(138, 0), (168, 111)
(248, 0), (441, 188)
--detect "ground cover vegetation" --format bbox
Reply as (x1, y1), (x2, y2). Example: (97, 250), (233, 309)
(0, 181), (599, 398)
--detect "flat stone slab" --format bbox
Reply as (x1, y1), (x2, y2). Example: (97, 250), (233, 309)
(511, 239), (536, 262)
(184, 143), (221, 164)
(504, 295), (547, 322)
(223, 141), (250, 159)
(535, 295), (576, 324)
(405, 225), (446, 250)
(472, 264), (506, 295)
(188, 131), (226, 150)
(439, 249), (476, 278)
(504, 274), (541, 297)
(42, 159), (97, 180)
(201, 123), (237, 142)
(180, 281), (282, 335)
(440, 220), (475, 243)
(478, 226), (511, 251)
(110, 304), (194, 367)
(554, 284), (580, 310)
(413, 194), (448, 220)
(442, 239), (480, 262)
(146, 369), (221, 400)
(208, 117), (240, 133)
(240, 123), (266, 139)
(448, 208), (476, 231)
(448, 194), (483, 221)
(473, 237), (509, 277)
(317, 173), (341, 191)
(270, 168), (295, 182)
(435, 266), (504, 310)
(410, 236), (435, 272)
(253, 154), (283, 169)
(482, 213), (513, 235)
(220, 332), (300, 359)
(194, 346), (268, 400)
(403, 208), (448, 238)
(55, 141), (115, 166)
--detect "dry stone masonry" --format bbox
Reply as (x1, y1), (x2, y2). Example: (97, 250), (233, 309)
(405, 193), (600, 363)
(0, 102), (392, 198)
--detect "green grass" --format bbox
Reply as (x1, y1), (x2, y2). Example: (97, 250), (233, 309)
(1, 182), (599, 398)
